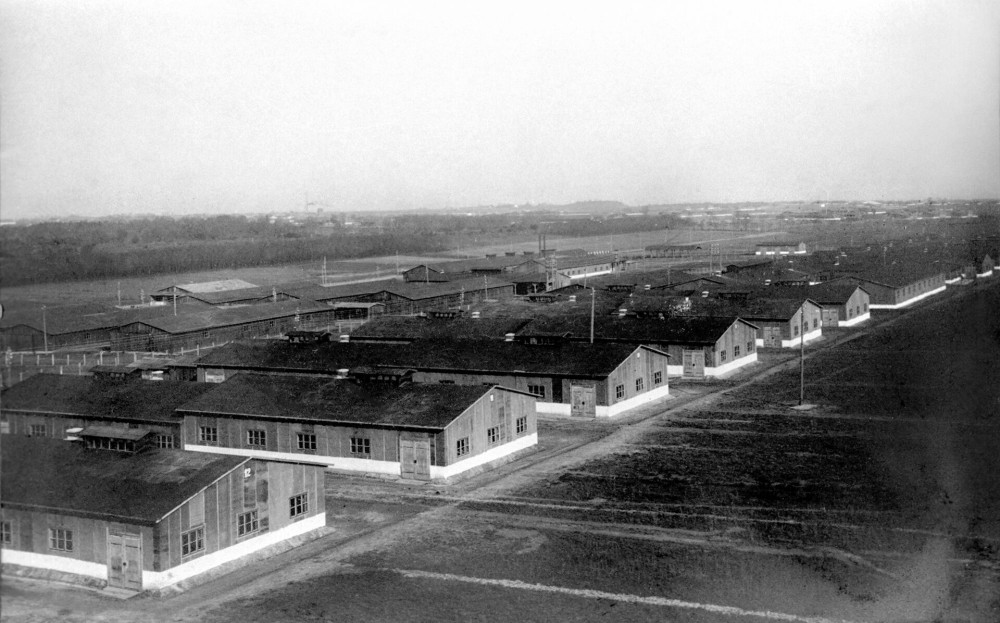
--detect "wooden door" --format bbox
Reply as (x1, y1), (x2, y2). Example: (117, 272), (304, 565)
(400, 439), (431, 480)
(764, 326), (781, 347)
(682, 350), (705, 377)
(107, 532), (142, 590)
(570, 385), (596, 418)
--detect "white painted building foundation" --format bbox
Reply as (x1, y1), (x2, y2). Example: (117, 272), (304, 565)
(429, 433), (537, 479)
(837, 312), (870, 327)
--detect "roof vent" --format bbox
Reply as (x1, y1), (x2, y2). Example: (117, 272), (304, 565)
(336, 368), (350, 378)
(568, 295), (576, 302)
(504, 332), (515, 342)
(471, 311), (481, 319)
(644, 284), (651, 290)
(339, 334), (350, 343)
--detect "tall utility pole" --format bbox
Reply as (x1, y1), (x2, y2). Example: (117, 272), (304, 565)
(41, 305), (48, 352)
(590, 287), (596, 344)
(173, 286), (178, 316)
(117, 281), (122, 306)
(799, 309), (805, 405)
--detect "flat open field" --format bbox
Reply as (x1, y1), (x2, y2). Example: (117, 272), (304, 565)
(5, 281), (997, 623)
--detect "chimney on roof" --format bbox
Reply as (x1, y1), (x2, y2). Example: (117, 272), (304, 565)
(504, 333), (515, 342)
(471, 311), (480, 319)
(336, 368), (349, 379)
(339, 334), (350, 343)
(568, 295), (576, 302)
(644, 284), (651, 290)
(618, 308), (627, 317)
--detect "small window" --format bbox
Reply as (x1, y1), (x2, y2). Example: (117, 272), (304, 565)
(289, 493), (309, 518)
(155, 434), (174, 449)
(635, 378), (644, 392)
(456, 437), (470, 457)
(527, 384), (546, 399)
(734, 345), (740, 358)
(793, 324), (799, 336)
(246, 429), (266, 447)
(615, 384), (624, 399)
(863, 302), (868, 312)
(438, 380), (455, 385)
(27, 424), (46, 437)
(487, 426), (500, 445)
(297, 433), (317, 451)
(181, 526), (204, 556)
(237, 510), (259, 537)
(1, 521), (11, 544)
(720, 350), (727, 363)
(350, 437), (370, 455)
(515, 417), (527, 435)
(49, 528), (73, 552)
(199, 426), (218, 444)
(812, 318), (818, 330)
(653, 371), (663, 385)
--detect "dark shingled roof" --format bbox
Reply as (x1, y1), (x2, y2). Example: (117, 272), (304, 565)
(627, 293), (813, 321)
(519, 315), (747, 346)
(765, 284), (869, 305)
(184, 286), (300, 305)
(178, 373), (495, 429)
(350, 316), (532, 340)
(0, 374), (218, 423)
(126, 299), (332, 334)
(1, 436), (246, 524)
(195, 339), (655, 378)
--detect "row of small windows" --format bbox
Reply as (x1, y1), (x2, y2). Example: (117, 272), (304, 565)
(181, 492), (310, 558)
(198, 427), (344, 454)
(455, 416), (529, 458)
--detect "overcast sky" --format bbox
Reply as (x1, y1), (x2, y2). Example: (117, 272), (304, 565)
(1, 0), (998, 219)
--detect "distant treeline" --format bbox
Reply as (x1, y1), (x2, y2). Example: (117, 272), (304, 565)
(0, 213), (681, 286)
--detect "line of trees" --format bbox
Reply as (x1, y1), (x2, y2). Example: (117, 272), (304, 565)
(0, 212), (685, 286)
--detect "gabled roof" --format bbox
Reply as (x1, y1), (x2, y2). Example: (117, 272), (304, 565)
(159, 279), (258, 294)
(350, 316), (532, 340)
(177, 373), (498, 429)
(0, 374), (218, 422)
(552, 253), (617, 270)
(0, 303), (177, 334)
(195, 339), (660, 378)
(282, 279), (401, 302)
(184, 286), (299, 305)
(123, 300), (331, 334)
(519, 315), (748, 346)
(384, 276), (514, 301)
(628, 293), (814, 321)
(831, 264), (946, 288)
(765, 284), (869, 305)
(1, 436), (246, 524)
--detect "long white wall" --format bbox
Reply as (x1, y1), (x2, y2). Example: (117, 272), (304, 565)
(143, 513), (325, 590)
(429, 433), (537, 480)
(1, 549), (108, 582)
(567, 269), (613, 280)
(183, 444), (402, 476)
(869, 285), (945, 309)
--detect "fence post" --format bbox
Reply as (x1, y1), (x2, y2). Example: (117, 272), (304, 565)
(83, 354), (86, 366)
(116, 353), (120, 364)
(66, 354), (70, 365)
(51, 354), (55, 365)
(79, 363), (83, 375)
(99, 352), (103, 364)
(59, 366), (63, 375)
